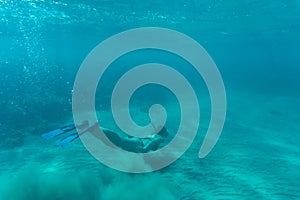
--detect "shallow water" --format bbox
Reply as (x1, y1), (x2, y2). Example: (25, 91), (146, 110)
(1, 0), (300, 199)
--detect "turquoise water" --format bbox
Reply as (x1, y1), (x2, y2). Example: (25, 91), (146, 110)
(1, 0), (300, 199)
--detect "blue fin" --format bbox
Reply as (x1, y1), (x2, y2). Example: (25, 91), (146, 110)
(42, 124), (76, 140)
(56, 134), (79, 147)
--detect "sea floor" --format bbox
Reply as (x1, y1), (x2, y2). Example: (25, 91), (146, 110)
(0, 91), (299, 200)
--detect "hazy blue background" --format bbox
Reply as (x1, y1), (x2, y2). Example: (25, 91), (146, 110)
(0, 0), (299, 131)
(0, 0), (299, 199)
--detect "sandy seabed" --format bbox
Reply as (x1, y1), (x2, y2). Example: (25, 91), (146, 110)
(0, 91), (299, 200)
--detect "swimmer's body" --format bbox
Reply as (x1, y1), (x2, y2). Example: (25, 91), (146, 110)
(42, 121), (169, 153)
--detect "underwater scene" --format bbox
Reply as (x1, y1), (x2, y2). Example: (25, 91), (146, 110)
(0, 0), (300, 199)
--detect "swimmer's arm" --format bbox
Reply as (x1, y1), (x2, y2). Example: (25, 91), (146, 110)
(142, 136), (164, 152)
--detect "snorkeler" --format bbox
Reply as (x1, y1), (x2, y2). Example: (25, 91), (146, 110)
(42, 121), (169, 153)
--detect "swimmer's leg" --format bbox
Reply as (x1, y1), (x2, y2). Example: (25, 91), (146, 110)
(102, 129), (123, 146)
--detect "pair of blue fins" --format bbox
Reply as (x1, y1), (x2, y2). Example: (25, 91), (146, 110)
(41, 121), (90, 147)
